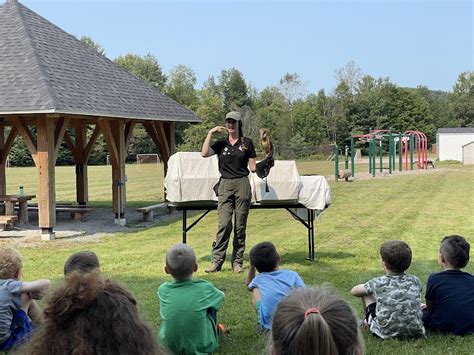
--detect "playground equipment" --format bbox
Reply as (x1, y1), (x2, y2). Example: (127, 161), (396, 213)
(334, 144), (352, 182)
(334, 129), (429, 181)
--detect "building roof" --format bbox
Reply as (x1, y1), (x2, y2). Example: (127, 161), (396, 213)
(437, 128), (474, 134)
(0, 0), (201, 123)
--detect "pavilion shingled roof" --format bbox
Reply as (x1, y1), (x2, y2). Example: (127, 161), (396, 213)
(0, 0), (201, 123)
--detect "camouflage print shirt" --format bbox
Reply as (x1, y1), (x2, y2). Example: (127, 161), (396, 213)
(364, 273), (426, 339)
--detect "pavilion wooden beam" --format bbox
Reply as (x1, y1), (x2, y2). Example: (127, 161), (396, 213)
(143, 121), (175, 175)
(0, 126), (19, 196)
(53, 117), (70, 159)
(84, 124), (101, 162)
(63, 132), (81, 162)
(36, 116), (56, 236)
(98, 118), (126, 216)
(98, 118), (119, 168)
(124, 121), (135, 150)
(2, 127), (19, 165)
(11, 116), (38, 166)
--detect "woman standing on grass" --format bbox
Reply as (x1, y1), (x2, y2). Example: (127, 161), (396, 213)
(201, 111), (256, 273)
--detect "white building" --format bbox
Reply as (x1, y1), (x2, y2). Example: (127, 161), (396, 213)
(437, 128), (474, 162)
(462, 142), (474, 165)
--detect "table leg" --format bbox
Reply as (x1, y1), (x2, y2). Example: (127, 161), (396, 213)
(18, 201), (29, 225)
(5, 201), (15, 215)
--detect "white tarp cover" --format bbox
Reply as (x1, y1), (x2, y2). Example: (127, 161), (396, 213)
(164, 153), (331, 212)
(251, 160), (301, 203)
(164, 152), (220, 203)
(298, 175), (332, 210)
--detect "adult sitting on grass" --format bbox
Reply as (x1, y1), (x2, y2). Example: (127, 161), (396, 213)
(63, 250), (100, 275)
(351, 240), (425, 339)
(270, 286), (364, 355)
(25, 271), (162, 355)
(158, 244), (225, 354)
(422, 235), (474, 335)
(245, 242), (305, 332)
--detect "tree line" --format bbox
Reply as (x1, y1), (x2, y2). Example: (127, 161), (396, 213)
(8, 37), (473, 166)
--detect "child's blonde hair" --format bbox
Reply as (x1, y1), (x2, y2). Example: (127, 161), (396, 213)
(0, 247), (23, 279)
(271, 286), (363, 355)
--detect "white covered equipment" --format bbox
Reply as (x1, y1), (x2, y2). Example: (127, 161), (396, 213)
(164, 152), (220, 203)
(250, 160), (301, 204)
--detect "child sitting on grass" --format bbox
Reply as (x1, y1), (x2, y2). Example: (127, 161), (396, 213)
(422, 235), (473, 335)
(271, 286), (364, 355)
(25, 271), (162, 355)
(245, 242), (305, 332)
(63, 250), (100, 275)
(0, 247), (51, 352)
(158, 243), (224, 354)
(351, 240), (425, 339)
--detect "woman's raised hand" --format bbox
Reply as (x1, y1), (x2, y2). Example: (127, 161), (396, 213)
(209, 126), (226, 135)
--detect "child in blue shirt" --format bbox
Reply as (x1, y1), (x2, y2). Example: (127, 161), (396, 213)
(245, 242), (305, 331)
(422, 235), (474, 335)
(0, 248), (51, 352)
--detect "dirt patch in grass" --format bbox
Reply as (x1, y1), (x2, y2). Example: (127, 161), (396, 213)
(0, 206), (182, 247)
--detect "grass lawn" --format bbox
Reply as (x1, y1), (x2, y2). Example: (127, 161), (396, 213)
(2, 160), (474, 354)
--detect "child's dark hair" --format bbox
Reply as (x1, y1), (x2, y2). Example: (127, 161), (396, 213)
(166, 244), (196, 280)
(64, 251), (100, 275)
(249, 242), (279, 273)
(380, 240), (412, 273)
(271, 286), (363, 355)
(440, 235), (470, 268)
(25, 272), (163, 355)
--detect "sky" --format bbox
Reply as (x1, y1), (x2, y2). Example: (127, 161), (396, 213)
(19, 0), (474, 94)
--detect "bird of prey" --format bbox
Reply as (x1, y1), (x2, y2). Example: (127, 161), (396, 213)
(259, 128), (274, 158)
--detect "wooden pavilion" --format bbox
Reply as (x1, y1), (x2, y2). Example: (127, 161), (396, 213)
(0, 0), (201, 238)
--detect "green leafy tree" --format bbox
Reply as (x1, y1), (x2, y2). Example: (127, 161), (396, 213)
(253, 86), (290, 156)
(292, 96), (325, 147)
(278, 73), (307, 106)
(335, 60), (363, 95)
(218, 68), (251, 111)
(448, 71), (474, 127)
(164, 65), (199, 146)
(79, 36), (106, 56)
(115, 53), (167, 90)
(164, 64), (198, 109)
(179, 89), (225, 152)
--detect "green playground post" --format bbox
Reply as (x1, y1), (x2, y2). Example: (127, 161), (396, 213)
(334, 143), (339, 181)
(410, 134), (414, 170)
(389, 131), (393, 174)
(350, 137), (355, 177)
(368, 140), (372, 174)
(371, 140), (376, 177)
(379, 139), (383, 173)
(345, 145), (349, 170)
(398, 132), (402, 171)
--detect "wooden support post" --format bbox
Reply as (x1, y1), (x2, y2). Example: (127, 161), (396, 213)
(98, 118), (126, 217)
(36, 117), (56, 231)
(0, 125), (6, 197)
(74, 122), (88, 205)
(112, 120), (126, 217)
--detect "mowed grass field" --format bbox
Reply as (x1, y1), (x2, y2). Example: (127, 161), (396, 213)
(2, 160), (474, 354)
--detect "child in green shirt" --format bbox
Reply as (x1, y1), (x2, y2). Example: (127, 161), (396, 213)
(158, 244), (225, 354)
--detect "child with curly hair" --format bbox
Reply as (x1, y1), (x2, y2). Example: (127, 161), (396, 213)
(25, 271), (163, 355)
